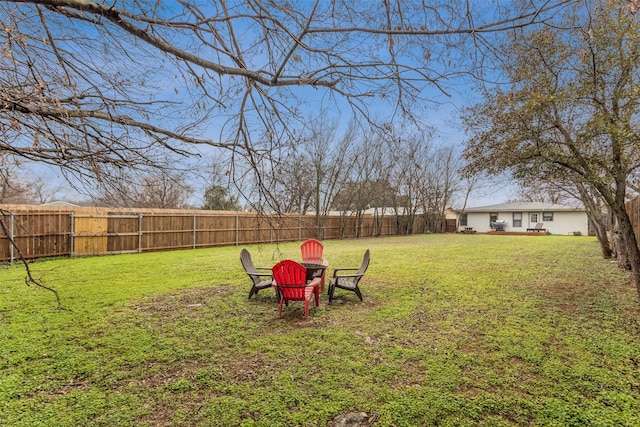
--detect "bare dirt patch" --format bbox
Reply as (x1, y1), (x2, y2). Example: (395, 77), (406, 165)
(132, 285), (235, 315)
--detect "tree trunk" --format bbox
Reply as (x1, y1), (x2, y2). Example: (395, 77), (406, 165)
(594, 222), (613, 259)
(576, 182), (612, 258)
(611, 219), (629, 269)
(613, 207), (640, 299)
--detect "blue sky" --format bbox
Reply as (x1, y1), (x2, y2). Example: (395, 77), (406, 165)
(18, 0), (530, 208)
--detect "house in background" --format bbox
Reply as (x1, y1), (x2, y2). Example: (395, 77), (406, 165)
(457, 202), (589, 235)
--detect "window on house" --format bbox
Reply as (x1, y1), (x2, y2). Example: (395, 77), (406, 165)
(513, 212), (522, 227)
(460, 213), (468, 226)
(543, 212), (554, 221)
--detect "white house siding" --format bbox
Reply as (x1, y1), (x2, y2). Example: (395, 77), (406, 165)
(460, 203), (589, 235)
(543, 211), (589, 235)
(465, 212), (495, 233)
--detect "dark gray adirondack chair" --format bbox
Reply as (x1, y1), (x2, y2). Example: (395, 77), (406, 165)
(240, 248), (275, 299)
(328, 249), (370, 303)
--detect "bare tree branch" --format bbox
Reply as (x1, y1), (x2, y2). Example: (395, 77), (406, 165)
(0, 209), (65, 309)
(0, 0), (577, 200)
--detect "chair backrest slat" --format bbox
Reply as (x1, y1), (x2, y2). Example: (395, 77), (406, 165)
(272, 260), (308, 300)
(300, 239), (324, 263)
(240, 248), (263, 286)
(357, 249), (371, 276)
(240, 249), (256, 274)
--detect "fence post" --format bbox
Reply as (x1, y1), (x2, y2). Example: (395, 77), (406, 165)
(9, 213), (14, 263)
(299, 215), (302, 241)
(373, 210), (377, 237)
(138, 213), (143, 253)
(193, 214), (197, 249)
(235, 213), (239, 246)
(69, 212), (75, 257)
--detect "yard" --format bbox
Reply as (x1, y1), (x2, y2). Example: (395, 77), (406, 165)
(1, 234), (639, 426)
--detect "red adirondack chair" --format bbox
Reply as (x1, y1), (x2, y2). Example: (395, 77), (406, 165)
(300, 239), (328, 290)
(272, 260), (320, 319)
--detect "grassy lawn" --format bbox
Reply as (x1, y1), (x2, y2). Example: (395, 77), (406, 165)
(1, 234), (639, 426)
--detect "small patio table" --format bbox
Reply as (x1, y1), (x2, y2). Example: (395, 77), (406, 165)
(301, 262), (328, 284)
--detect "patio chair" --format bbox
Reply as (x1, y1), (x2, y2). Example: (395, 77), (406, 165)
(240, 248), (275, 299)
(272, 260), (320, 319)
(328, 249), (370, 303)
(300, 238), (325, 262)
(300, 239), (328, 290)
(527, 223), (546, 232)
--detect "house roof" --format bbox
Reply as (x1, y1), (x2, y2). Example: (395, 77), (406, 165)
(462, 202), (585, 213)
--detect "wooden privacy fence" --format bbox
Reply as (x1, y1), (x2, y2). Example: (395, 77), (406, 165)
(626, 196), (640, 247)
(0, 205), (449, 262)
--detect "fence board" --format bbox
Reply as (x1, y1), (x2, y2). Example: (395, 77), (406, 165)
(75, 215), (108, 256)
(1, 211), (71, 260)
(626, 197), (640, 247)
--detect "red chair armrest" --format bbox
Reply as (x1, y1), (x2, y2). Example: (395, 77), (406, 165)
(307, 277), (321, 288)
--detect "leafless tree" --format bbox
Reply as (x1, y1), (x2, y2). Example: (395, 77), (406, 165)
(257, 116), (356, 238)
(29, 176), (65, 204)
(1, 0), (577, 202)
(93, 170), (193, 209)
(260, 149), (314, 215)
(379, 132), (464, 234)
(386, 135), (425, 234)
(0, 155), (33, 203)
(0, 155), (65, 203)
(199, 162), (242, 211)
(301, 117), (357, 238)
(515, 181), (573, 205)
(455, 170), (483, 230)
(331, 127), (395, 237)
(416, 144), (462, 232)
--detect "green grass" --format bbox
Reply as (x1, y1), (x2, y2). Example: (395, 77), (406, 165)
(1, 234), (639, 426)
